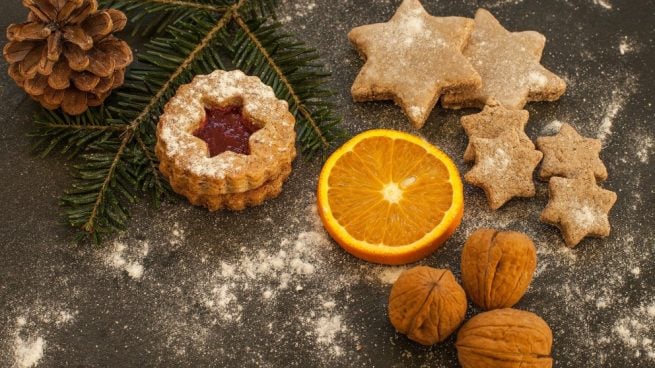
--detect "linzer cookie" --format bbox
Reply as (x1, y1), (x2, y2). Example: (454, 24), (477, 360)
(536, 123), (608, 181)
(156, 70), (296, 211)
(442, 9), (566, 110)
(540, 173), (617, 247)
(465, 129), (543, 210)
(460, 103), (530, 162)
(348, 0), (481, 129)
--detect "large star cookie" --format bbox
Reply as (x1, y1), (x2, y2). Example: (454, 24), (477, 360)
(442, 8), (566, 110)
(540, 173), (617, 247)
(348, 0), (481, 128)
(536, 123), (608, 181)
(465, 129), (543, 210)
(460, 103), (530, 162)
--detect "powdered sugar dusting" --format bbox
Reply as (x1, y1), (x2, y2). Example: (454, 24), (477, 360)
(481, 148), (510, 172)
(158, 70), (294, 180)
(572, 206), (597, 228)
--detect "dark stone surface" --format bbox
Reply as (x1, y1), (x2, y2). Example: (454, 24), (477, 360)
(1, 0), (653, 367)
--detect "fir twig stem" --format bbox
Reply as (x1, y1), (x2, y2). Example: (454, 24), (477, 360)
(136, 0), (229, 12)
(233, 14), (330, 150)
(84, 133), (130, 233)
(40, 124), (127, 131)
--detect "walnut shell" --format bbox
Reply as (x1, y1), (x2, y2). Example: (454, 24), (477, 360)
(456, 308), (553, 368)
(461, 228), (536, 310)
(388, 266), (467, 345)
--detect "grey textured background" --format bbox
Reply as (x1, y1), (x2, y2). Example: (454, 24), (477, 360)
(1, 0), (654, 367)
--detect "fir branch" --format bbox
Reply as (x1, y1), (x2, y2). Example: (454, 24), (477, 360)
(32, 0), (344, 242)
(230, 15), (344, 154)
(58, 9), (239, 241)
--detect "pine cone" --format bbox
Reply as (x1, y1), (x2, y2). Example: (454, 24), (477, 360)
(3, 0), (133, 115)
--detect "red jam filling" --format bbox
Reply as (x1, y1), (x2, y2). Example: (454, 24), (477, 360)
(193, 106), (261, 157)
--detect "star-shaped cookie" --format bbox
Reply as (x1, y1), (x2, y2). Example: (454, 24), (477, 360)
(540, 173), (617, 247)
(442, 8), (566, 110)
(348, 0), (481, 128)
(460, 103), (530, 162)
(536, 123), (608, 181)
(465, 129), (543, 210)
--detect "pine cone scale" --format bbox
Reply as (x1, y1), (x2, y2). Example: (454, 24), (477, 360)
(46, 31), (62, 61)
(7, 22), (52, 42)
(23, 0), (57, 22)
(72, 71), (100, 91)
(43, 86), (64, 105)
(24, 73), (48, 96)
(48, 59), (71, 89)
(67, 1), (97, 25)
(19, 44), (44, 78)
(62, 25), (93, 50)
(3, 41), (36, 63)
(56, 0), (84, 22)
(106, 9), (127, 33)
(6, 0), (132, 115)
(82, 12), (113, 41)
(63, 42), (89, 71)
(95, 73), (114, 94)
(61, 87), (87, 115)
(98, 38), (132, 69)
(86, 47), (114, 77)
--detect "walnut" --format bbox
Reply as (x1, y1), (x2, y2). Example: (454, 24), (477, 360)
(388, 266), (467, 345)
(456, 308), (553, 368)
(461, 228), (536, 310)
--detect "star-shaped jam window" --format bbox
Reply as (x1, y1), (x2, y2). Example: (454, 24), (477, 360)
(348, 0), (481, 129)
(540, 173), (617, 247)
(442, 8), (566, 110)
(536, 123), (608, 181)
(460, 103), (530, 162)
(465, 129), (543, 210)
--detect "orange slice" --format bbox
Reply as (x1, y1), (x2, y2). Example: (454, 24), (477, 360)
(317, 129), (464, 265)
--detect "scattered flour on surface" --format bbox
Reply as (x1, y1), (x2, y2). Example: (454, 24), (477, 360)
(5, 305), (77, 368)
(593, 0), (612, 10)
(619, 37), (635, 55)
(596, 79), (636, 144)
(104, 240), (149, 279)
(635, 135), (653, 164)
(13, 336), (45, 368)
(374, 266), (408, 284)
(541, 120), (564, 135)
(613, 303), (655, 359)
(280, 0), (317, 23)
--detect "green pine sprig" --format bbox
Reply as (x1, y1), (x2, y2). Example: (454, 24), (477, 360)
(31, 0), (345, 243)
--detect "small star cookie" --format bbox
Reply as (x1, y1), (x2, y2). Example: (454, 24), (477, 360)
(348, 0), (481, 129)
(465, 129), (543, 210)
(460, 103), (530, 162)
(442, 8), (566, 110)
(540, 173), (617, 247)
(536, 123), (608, 181)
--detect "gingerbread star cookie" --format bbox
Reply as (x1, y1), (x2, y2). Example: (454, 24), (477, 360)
(540, 173), (617, 247)
(460, 103), (530, 162)
(465, 129), (543, 210)
(348, 0), (481, 128)
(442, 8), (566, 110)
(536, 123), (608, 181)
